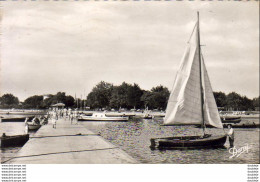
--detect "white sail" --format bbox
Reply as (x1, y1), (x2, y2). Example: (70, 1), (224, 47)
(164, 23), (202, 125)
(202, 56), (223, 128)
(164, 22), (223, 128)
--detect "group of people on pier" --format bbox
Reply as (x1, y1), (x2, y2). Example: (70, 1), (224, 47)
(47, 108), (80, 128)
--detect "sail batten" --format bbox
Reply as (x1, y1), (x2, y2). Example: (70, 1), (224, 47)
(164, 20), (223, 129)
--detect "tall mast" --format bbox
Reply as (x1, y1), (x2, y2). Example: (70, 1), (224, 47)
(197, 12), (205, 134)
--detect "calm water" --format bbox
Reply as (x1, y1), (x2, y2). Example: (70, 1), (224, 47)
(1, 116), (259, 164)
(80, 117), (259, 164)
(0, 116), (38, 163)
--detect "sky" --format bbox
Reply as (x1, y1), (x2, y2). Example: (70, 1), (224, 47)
(0, 1), (259, 101)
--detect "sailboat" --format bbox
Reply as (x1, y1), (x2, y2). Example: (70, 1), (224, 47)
(150, 12), (227, 150)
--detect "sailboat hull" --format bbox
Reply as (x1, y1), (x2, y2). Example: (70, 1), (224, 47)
(150, 135), (227, 150)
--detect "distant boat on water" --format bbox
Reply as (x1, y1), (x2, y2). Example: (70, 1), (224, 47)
(0, 109), (46, 115)
(150, 12), (227, 150)
(220, 115), (241, 124)
(78, 113), (129, 121)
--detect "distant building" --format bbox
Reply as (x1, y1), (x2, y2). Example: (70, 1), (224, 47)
(51, 103), (65, 109)
(43, 94), (51, 100)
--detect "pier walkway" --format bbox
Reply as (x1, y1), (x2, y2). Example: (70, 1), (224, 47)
(7, 118), (137, 164)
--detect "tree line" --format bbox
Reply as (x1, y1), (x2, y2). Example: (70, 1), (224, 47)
(213, 91), (259, 111)
(0, 92), (75, 109)
(0, 81), (259, 111)
(86, 81), (170, 110)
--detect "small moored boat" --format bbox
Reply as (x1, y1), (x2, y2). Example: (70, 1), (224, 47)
(0, 133), (29, 148)
(26, 124), (41, 131)
(0, 116), (34, 122)
(151, 135), (227, 149)
(24, 117), (42, 131)
(79, 113), (129, 121)
(220, 115), (241, 124)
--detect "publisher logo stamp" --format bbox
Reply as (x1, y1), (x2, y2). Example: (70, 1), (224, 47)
(229, 144), (250, 159)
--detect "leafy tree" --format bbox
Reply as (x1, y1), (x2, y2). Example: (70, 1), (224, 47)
(24, 93), (75, 109)
(213, 91), (227, 108)
(86, 81), (113, 109)
(109, 86), (123, 109)
(65, 95), (75, 108)
(240, 96), (253, 111)
(150, 85), (170, 110)
(109, 82), (144, 109)
(23, 95), (43, 109)
(127, 83), (143, 109)
(0, 93), (19, 108)
(226, 92), (243, 111)
(140, 91), (154, 109)
(252, 96), (260, 110)
(140, 85), (169, 110)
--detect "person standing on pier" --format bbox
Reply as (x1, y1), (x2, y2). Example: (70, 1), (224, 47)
(52, 109), (57, 129)
(68, 108), (73, 124)
(24, 117), (29, 134)
(227, 124), (234, 148)
(74, 109), (79, 125)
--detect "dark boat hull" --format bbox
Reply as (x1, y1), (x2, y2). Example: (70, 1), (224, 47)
(198, 123), (259, 128)
(221, 116), (241, 124)
(0, 134), (29, 148)
(150, 135), (227, 150)
(223, 123), (260, 128)
(143, 116), (153, 119)
(1, 116), (34, 122)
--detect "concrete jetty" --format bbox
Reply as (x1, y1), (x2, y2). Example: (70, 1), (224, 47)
(6, 118), (137, 164)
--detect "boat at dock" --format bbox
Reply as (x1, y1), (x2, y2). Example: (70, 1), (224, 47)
(78, 113), (129, 121)
(0, 116), (34, 122)
(24, 117), (42, 131)
(150, 12), (227, 150)
(105, 113), (136, 118)
(26, 123), (41, 131)
(0, 133), (29, 148)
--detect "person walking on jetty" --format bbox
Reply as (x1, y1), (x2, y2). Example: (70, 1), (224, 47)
(24, 117), (29, 134)
(70, 111), (74, 124)
(68, 108), (73, 124)
(73, 109), (79, 125)
(227, 124), (234, 148)
(63, 108), (67, 120)
(51, 109), (57, 129)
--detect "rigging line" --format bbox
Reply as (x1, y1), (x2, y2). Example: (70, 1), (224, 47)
(187, 22), (198, 43)
(1, 147), (119, 164)
(30, 133), (100, 139)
